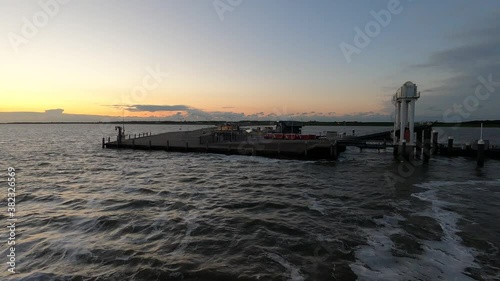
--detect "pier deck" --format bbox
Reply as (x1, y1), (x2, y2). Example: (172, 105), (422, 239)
(104, 127), (500, 162)
(104, 128), (345, 160)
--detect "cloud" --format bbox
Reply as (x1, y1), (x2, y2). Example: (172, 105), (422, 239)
(413, 14), (500, 120)
(45, 109), (64, 115)
(0, 109), (393, 123)
(125, 105), (191, 112)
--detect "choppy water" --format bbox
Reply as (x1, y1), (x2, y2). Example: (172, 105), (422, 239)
(1, 124), (500, 281)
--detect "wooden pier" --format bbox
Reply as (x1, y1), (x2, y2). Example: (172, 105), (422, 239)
(103, 125), (499, 166)
(104, 128), (346, 160)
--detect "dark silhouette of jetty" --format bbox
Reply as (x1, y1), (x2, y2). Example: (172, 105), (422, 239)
(104, 127), (346, 160)
(103, 123), (500, 162)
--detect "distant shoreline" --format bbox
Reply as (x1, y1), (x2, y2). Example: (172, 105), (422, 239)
(1, 120), (500, 127)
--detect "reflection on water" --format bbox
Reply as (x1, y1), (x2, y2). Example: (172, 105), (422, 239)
(0, 124), (499, 280)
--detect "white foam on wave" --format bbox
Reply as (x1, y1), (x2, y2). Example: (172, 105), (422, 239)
(351, 180), (500, 280)
(350, 214), (425, 281)
(411, 189), (480, 280)
(171, 213), (199, 256)
(302, 193), (326, 215)
(308, 200), (326, 215)
(266, 253), (305, 281)
(414, 179), (500, 189)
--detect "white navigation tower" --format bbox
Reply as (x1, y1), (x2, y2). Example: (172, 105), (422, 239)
(393, 81), (420, 145)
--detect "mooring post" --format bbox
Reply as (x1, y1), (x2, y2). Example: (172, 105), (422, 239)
(334, 141), (338, 160)
(423, 128), (431, 163)
(447, 137), (454, 156)
(432, 131), (438, 155)
(416, 130), (422, 159)
(108, 137), (110, 143)
(132, 139), (135, 147)
(149, 140), (152, 149)
(402, 140), (408, 160)
(102, 138), (105, 148)
(465, 142), (471, 157)
(477, 139), (485, 167)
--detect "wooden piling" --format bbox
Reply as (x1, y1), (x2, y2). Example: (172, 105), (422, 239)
(149, 140), (152, 149)
(477, 140), (485, 167)
(402, 140), (408, 160)
(423, 129), (431, 163)
(465, 142), (471, 154)
(108, 137), (110, 143)
(432, 131), (438, 155)
(334, 141), (338, 160)
(416, 130), (422, 158)
(447, 137), (454, 156)
(330, 142), (338, 160)
(102, 138), (105, 148)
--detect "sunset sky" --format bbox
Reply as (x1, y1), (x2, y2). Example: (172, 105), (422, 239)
(0, 0), (499, 122)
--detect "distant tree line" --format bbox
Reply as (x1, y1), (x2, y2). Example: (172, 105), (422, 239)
(4, 120), (500, 127)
